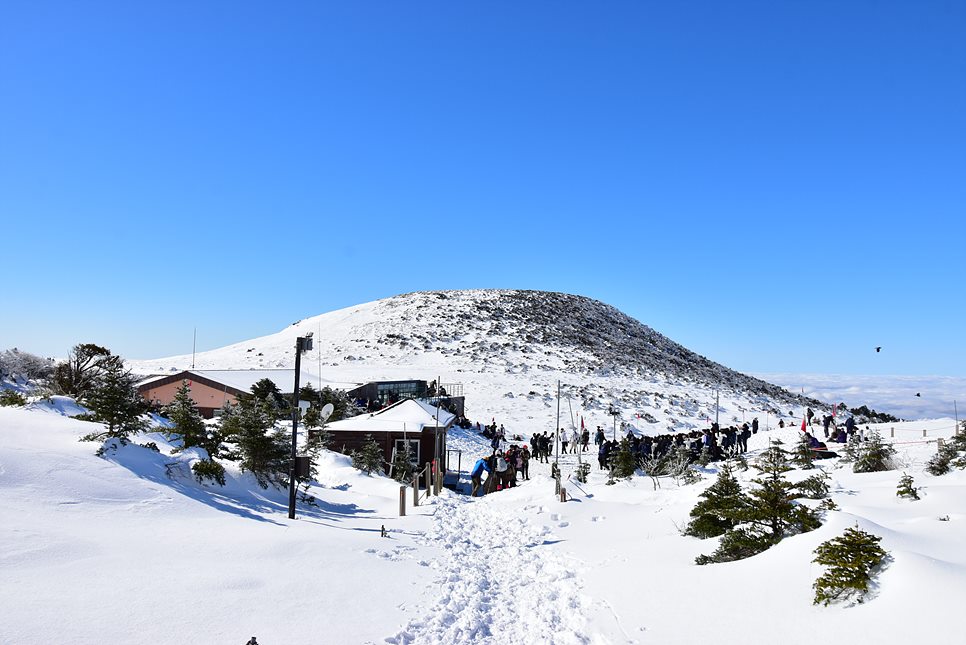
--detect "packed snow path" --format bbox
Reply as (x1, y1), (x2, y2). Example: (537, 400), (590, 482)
(385, 493), (602, 645)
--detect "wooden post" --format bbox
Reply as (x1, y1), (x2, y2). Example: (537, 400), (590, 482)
(399, 486), (406, 517)
(424, 467), (432, 497)
(923, 429), (927, 438)
(412, 475), (419, 507)
(890, 428), (894, 438)
(559, 487), (567, 503)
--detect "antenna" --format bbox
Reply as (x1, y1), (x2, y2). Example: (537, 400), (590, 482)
(192, 327), (196, 369)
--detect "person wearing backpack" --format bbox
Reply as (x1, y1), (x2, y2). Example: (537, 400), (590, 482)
(470, 457), (491, 497)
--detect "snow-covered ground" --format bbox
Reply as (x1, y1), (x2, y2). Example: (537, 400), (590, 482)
(4, 292), (965, 642)
(2, 397), (965, 644)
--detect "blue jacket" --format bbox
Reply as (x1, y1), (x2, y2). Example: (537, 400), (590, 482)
(471, 458), (491, 478)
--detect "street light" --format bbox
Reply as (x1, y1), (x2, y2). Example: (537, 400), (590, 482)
(288, 333), (313, 520)
(608, 405), (620, 441)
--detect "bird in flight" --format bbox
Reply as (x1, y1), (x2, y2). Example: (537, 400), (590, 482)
(875, 346), (882, 353)
(915, 393), (921, 397)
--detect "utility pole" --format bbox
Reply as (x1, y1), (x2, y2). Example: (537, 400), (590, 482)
(435, 374), (442, 491)
(715, 389), (720, 427)
(288, 333), (313, 520)
(555, 380), (560, 466)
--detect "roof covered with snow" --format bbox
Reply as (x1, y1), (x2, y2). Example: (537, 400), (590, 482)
(326, 398), (456, 434)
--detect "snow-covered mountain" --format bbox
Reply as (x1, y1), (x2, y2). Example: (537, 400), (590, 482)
(131, 289), (821, 432)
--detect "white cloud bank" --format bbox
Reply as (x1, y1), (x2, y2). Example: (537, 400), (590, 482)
(756, 373), (966, 421)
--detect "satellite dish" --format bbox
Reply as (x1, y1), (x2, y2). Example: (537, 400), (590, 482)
(319, 403), (335, 423)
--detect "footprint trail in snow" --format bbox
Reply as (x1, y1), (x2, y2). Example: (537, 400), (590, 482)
(385, 494), (603, 645)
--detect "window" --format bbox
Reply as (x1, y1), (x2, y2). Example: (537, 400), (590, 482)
(394, 439), (420, 466)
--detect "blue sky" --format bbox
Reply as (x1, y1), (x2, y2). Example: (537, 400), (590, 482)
(2, 1), (964, 378)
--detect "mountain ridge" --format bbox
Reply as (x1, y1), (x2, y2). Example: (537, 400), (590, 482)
(130, 289), (821, 432)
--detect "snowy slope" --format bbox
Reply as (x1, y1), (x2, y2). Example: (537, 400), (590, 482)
(2, 402), (965, 645)
(6, 290), (966, 644)
(130, 290), (824, 435)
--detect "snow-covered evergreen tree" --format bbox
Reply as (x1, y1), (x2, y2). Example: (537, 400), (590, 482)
(792, 433), (815, 470)
(80, 355), (147, 444)
(795, 472), (830, 499)
(164, 380), (208, 452)
(896, 472), (919, 500)
(221, 395), (289, 489)
(853, 430), (896, 473)
(352, 434), (384, 475)
(813, 525), (887, 606)
(695, 441), (820, 565)
(925, 442), (958, 476)
(609, 438), (638, 480)
(390, 442), (414, 483)
(683, 463), (747, 539)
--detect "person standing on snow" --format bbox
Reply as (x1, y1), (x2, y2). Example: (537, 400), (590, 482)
(470, 457), (491, 497)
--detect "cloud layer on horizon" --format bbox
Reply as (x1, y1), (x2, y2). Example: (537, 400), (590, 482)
(756, 373), (966, 421)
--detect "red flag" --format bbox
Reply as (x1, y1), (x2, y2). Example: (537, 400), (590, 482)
(801, 415), (807, 432)
(832, 403), (837, 418)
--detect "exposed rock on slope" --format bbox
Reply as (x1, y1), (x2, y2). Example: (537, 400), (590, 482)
(131, 289), (821, 431)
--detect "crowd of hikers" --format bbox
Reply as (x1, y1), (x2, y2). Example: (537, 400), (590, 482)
(468, 410), (871, 495)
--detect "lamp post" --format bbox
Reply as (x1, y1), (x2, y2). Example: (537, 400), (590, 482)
(288, 333), (313, 520)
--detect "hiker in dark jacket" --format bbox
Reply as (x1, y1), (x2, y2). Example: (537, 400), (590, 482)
(598, 441), (610, 470)
(738, 424), (750, 453)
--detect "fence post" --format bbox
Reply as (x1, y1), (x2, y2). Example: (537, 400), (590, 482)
(425, 467), (432, 497)
(923, 429), (927, 438)
(399, 486), (406, 517)
(559, 487), (567, 503)
(413, 475), (419, 507)
(890, 427), (894, 438)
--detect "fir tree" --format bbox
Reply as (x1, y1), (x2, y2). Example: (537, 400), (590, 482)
(697, 446), (714, 467)
(683, 463), (748, 539)
(796, 472), (830, 500)
(924, 443), (958, 476)
(164, 381), (208, 453)
(792, 433), (815, 470)
(609, 438), (638, 480)
(813, 525), (887, 606)
(352, 434), (384, 475)
(191, 459), (226, 486)
(695, 525), (775, 565)
(744, 443), (803, 537)
(853, 430), (896, 473)
(818, 498), (839, 512)
(80, 356), (147, 444)
(221, 395), (289, 489)
(696, 442), (820, 565)
(840, 436), (861, 463)
(390, 442), (414, 483)
(896, 472), (919, 500)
